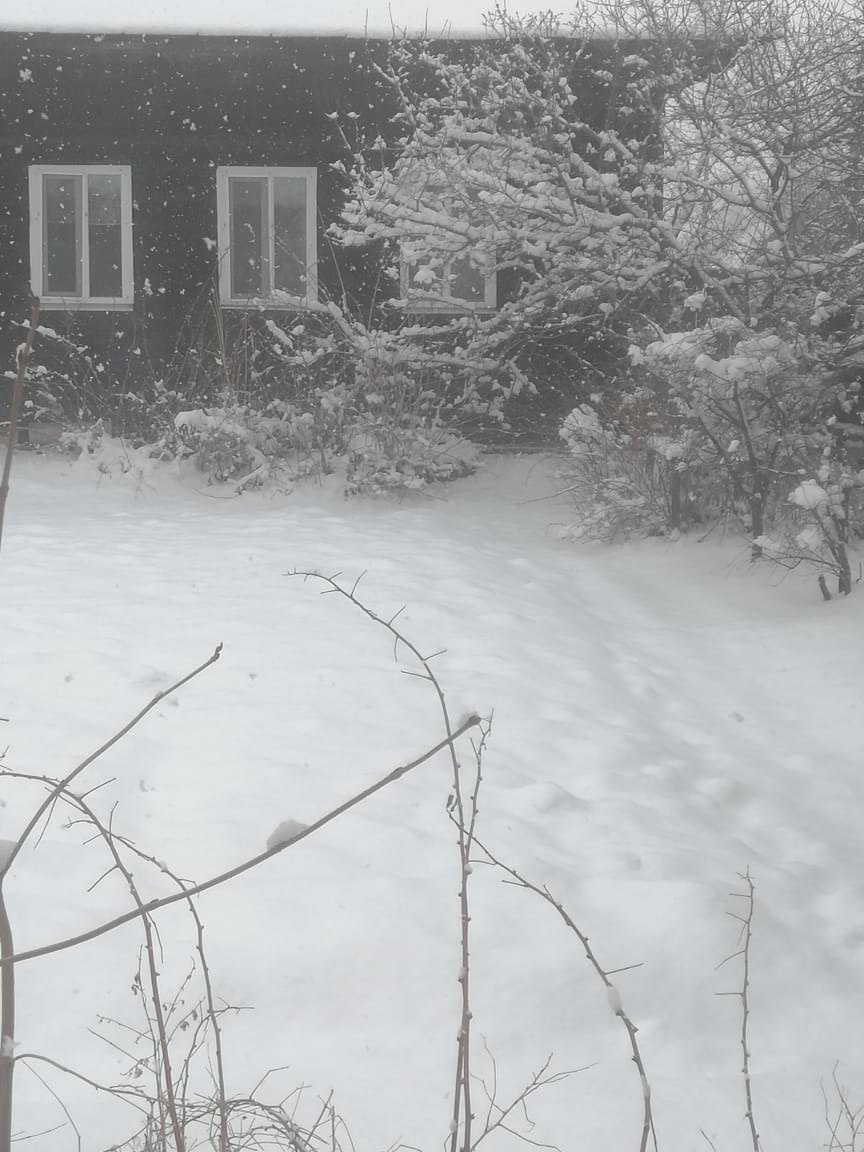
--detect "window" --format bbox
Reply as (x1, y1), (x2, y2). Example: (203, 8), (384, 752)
(216, 167), (317, 307)
(401, 251), (497, 312)
(28, 165), (133, 310)
(395, 167), (497, 313)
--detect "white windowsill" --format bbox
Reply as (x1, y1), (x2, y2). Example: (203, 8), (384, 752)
(40, 299), (134, 312)
(219, 297), (316, 310)
(400, 300), (497, 315)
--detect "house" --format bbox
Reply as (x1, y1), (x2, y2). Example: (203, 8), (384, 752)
(0, 24), (659, 430)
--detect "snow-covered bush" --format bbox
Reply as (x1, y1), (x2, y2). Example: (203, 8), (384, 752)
(11, 321), (110, 432)
(790, 471), (858, 594)
(346, 422), (478, 496)
(344, 362), (479, 496)
(153, 287), (484, 493)
(639, 322), (823, 552)
(756, 462), (863, 595)
(174, 408), (269, 487)
(172, 401), (345, 489)
(56, 420), (162, 488)
(558, 390), (692, 539)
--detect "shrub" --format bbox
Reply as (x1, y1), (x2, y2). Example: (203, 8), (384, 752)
(558, 383), (694, 540)
(345, 421), (479, 496)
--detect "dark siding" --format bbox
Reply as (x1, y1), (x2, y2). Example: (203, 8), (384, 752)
(0, 33), (393, 390)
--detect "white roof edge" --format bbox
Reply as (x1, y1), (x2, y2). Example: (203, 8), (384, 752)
(0, 21), (498, 37)
(0, 20), (619, 38)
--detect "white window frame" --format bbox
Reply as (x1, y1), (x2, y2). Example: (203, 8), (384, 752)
(216, 166), (318, 308)
(400, 252), (498, 314)
(28, 164), (134, 311)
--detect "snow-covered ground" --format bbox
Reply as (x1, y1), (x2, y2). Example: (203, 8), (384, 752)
(1, 448), (863, 1152)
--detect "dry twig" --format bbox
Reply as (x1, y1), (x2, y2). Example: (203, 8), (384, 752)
(716, 869), (762, 1152)
(823, 1063), (864, 1152)
(0, 644), (221, 1152)
(288, 571), (485, 1152)
(0, 710), (479, 973)
(472, 836), (656, 1152)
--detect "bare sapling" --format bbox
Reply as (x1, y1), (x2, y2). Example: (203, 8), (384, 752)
(472, 836), (656, 1152)
(447, 721), (486, 1152)
(3, 770), (205, 1148)
(0, 645), (222, 1152)
(823, 1063), (864, 1152)
(67, 791), (185, 1150)
(294, 574), (586, 1151)
(288, 571), (486, 1152)
(1, 577), (482, 1147)
(0, 297), (40, 554)
(445, 730), (584, 1152)
(0, 708), (480, 974)
(717, 869), (762, 1152)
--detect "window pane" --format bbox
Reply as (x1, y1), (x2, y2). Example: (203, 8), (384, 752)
(273, 176), (307, 296)
(448, 255), (486, 303)
(230, 178), (268, 298)
(43, 175), (81, 295)
(88, 174), (123, 298)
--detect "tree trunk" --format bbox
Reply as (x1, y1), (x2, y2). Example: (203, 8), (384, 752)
(0, 884), (15, 1152)
(669, 466), (681, 532)
(837, 544), (852, 595)
(750, 489), (765, 560)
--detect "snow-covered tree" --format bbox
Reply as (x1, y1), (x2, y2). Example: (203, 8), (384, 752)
(333, 0), (864, 422)
(606, 0), (864, 323)
(332, 10), (680, 428)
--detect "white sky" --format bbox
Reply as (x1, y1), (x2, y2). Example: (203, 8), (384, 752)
(1, 0), (570, 35)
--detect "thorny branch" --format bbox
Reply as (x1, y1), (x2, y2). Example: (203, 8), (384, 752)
(472, 836), (657, 1152)
(0, 711), (479, 971)
(717, 869), (762, 1152)
(0, 643), (222, 1152)
(823, 1063), (864, 1152)
(289, 570), (485, 1152)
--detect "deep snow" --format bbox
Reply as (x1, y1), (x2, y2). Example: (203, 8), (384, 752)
(1, 448), (863, 1151)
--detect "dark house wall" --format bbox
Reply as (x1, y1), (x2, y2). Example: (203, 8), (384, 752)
(0, 31), (657, 421)
(0, 32), (396, 395)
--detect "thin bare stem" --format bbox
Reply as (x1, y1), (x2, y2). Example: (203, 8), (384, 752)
(0, 295), (40, 1152)
(471, 1047), (584, 1152)
(472, 836), (657, 1152)
(1, 713), (480, 970)
(0, 297), (39, 555)
(67, 796), (186, 1151)
(107, 835), (229, 1152)
(0, 888), (14, 1152)
(288, 572), (483, 1152)
(0, 647), (221, 1152)
(0, 643), (223, 883)
(20, 1060), (81, 1152)
(720, 870), (762, 1152)
(15, 1052), (155, 1108)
